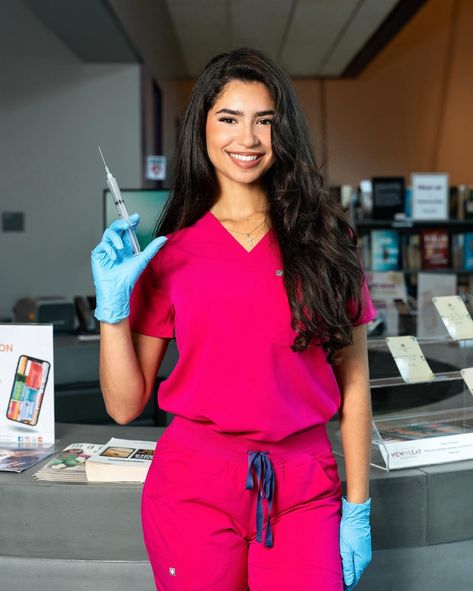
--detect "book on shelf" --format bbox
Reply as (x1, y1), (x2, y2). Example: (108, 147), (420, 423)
(85, 437), (157, 483)
(450, 186), (461, 220)
(451, 233), (464, 270)
(401, 233), (421, 272)
(463, 232), (473, 271)
(420, 229), (450, 270)
(359, 234), (370, 270)
(371, 230), (400, 271)
(464, 186), (473, 219)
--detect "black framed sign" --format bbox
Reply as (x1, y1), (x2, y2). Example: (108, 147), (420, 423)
(371, 177), (406, 220)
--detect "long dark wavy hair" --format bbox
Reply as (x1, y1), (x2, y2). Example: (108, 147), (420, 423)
(154, 47), (364, 364)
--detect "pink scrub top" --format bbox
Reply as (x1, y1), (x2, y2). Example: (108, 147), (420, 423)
(129, 210), (377, 442)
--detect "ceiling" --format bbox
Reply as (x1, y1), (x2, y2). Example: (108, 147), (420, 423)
(22, 0), (429, 79)
(165, 0), (398, 77)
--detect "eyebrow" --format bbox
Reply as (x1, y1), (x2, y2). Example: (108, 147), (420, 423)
(215, 108), (274, 117)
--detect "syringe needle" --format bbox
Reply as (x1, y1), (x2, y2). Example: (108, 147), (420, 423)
(97, 146), (109, 173)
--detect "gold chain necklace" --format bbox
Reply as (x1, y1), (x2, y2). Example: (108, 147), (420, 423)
(225, 217), (269, 248)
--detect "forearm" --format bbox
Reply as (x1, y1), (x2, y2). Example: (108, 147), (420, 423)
(339, 383), (372, 503)
(99, 319), (147, 424)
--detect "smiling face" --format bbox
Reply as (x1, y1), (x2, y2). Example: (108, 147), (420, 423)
(205, 80), (275, 191)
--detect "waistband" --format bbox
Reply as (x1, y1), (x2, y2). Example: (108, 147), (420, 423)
(161, 416), (333, 462)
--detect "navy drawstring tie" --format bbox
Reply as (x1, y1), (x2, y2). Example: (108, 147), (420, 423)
(245, 450), (275, 547)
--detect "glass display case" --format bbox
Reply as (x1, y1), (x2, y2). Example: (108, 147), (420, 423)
(332, 335), (473, 470)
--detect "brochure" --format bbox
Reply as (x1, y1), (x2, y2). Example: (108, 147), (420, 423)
(433, 295), (473, 340)
(33, 443), (102, 482)
(385, 335), (435, 383)
(85, 437), (157, 482)
(0, 443), (56, 473)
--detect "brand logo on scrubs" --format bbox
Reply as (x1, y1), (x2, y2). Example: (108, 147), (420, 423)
(169, 567), (176, 576)
(0, 344), (13, 352)
(275, 269), (284, 276)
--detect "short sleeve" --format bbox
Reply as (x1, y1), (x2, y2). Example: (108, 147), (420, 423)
(346, 270), (377, 327)
(129, 249), (175, 339)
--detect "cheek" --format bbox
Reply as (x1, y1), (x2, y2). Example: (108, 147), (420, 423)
(206, 120), (231, 146)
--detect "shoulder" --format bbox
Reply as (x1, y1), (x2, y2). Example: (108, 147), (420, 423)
(151, 212), (209, 267)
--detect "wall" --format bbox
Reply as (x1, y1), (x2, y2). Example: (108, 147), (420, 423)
(0, 0), (141, 319)
(108, 0), (186, 168)
(297, 0), (473, 186)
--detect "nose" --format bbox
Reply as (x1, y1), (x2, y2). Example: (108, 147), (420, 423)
(237, 122), (260, 148)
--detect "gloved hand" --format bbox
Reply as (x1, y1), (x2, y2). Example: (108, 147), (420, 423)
(91, 213), (167, 324)
(340, 496), (372, 590)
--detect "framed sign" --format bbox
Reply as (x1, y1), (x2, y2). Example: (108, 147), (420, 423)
(371, 177), (405, 220)
(411, 173), (449, 220)
(146, 155), (166, 181)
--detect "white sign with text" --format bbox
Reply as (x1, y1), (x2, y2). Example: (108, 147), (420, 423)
(411, 172), (449, 220)
(0, 324), (54, 444)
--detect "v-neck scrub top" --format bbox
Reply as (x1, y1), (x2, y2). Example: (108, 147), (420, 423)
(129, 210), (376, 442)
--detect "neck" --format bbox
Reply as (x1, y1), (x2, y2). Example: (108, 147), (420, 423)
(211, 179), (269, 220)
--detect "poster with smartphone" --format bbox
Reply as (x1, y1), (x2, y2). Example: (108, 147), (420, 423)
(0, 324), (54, 445)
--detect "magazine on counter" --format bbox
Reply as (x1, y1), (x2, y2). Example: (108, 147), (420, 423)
(0, 444), (56, 473)
(33, 443), (102, 482)
(85, 437), (157, 482)
(377, 421), (472, 442)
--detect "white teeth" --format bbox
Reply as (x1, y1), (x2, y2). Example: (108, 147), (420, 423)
(228, 153), (260, 162)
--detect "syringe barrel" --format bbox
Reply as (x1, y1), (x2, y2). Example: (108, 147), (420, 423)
(106, 175), (141, 255)
(127, 226), (141, 256)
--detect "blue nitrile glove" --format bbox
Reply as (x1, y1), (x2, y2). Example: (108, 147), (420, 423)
(91, 213), (167, 324)
(340, 496), (372, 590)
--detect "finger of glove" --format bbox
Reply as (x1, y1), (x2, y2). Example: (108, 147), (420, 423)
(108, 213), (140, 232)
(128, 212), (140, 228)
(103, 227), (124, 250)
(91, 241), (117, 262)
(353, 547), (372, 581)
(340, 550), (355, 587)
(139, 236), (168, 266)
(109, 217), (137, 235)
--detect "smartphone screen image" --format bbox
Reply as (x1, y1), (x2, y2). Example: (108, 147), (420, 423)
(6, 355), (51, 426)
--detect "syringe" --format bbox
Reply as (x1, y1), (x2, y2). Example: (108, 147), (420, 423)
(98, 146), (141, 256)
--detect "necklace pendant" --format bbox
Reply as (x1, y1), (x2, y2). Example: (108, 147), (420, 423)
(246, 233), (254, 247)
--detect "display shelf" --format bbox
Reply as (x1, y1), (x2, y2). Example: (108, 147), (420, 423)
(349, 333), (473, 470)
(369, 369), (462, 389)
(356, 219), (473, 231)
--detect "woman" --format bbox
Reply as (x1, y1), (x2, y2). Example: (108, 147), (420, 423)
(91, 47), (375, 591)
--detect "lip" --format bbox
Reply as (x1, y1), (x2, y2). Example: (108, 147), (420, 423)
(225, 151), (264, 169)
(227, 151), (264, 156)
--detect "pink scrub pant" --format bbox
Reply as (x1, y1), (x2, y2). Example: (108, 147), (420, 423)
(141, 416), (343, 590)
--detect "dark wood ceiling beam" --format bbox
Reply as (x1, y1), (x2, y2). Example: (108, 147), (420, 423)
(342, 0), (430, 78)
